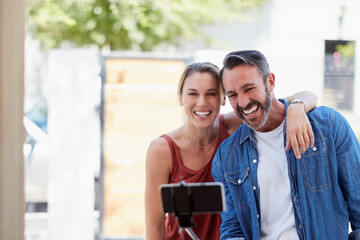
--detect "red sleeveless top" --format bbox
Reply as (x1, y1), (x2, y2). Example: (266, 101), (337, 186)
(161, 115), (230, 240)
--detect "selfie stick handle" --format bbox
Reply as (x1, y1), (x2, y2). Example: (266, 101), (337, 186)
(173, 180), (200, 240)
(184, 227), (200, 240)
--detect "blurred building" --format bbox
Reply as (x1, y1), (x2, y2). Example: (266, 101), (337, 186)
(3, 1), (360, 240)
(193, 0), (360, 135)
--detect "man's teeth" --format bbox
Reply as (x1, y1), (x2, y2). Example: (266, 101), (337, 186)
(195, 111), (211, 117)
(243, 105), (258, 115)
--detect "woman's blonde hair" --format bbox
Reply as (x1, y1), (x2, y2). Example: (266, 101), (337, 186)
(177, 62), (225, 104)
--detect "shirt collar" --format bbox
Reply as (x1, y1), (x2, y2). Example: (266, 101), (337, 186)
(238, 98), (289, 145)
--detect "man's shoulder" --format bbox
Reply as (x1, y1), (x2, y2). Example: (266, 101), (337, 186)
(307, 105), (336, 120)
(309, 105), (334, 113)
(307, 106), (351, 131)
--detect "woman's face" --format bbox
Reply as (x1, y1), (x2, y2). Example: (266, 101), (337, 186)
(179, 72), (222, 128)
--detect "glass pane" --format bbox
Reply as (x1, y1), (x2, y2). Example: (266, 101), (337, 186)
(323, 40), (355, 110)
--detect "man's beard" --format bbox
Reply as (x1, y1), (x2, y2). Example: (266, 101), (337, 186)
(235, 88), (272, 130)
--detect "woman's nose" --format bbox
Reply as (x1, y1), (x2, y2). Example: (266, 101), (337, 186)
(197, 95), (206, 105)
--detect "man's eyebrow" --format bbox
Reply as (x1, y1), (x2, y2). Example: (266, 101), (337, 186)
(226, 90), (236, 95)
(241, 83), (255, 89)
(226, 83), (256, 95)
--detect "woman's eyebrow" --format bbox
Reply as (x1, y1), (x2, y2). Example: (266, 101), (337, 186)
(185, 88), (197, 92)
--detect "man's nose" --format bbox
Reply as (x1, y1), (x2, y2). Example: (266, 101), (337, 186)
(237, 94), (251, 109)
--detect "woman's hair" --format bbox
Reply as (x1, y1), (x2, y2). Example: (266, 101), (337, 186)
(177, 62), (225, 102)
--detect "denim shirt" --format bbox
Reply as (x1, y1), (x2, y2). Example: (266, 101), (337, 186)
(212, 101), (360, 240)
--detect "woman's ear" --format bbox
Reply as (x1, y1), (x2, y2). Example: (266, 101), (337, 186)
(179, 96), (183, 106)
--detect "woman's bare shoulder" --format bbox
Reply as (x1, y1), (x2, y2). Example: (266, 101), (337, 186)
(147, 136), (170, 159)
(146, 127), (182, 165)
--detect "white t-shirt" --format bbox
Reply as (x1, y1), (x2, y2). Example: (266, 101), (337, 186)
(254, 121), (299, 240)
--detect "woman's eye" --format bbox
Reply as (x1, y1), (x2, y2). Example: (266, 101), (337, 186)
(188, 92), (197, 96)
(207, 93), (217, 96)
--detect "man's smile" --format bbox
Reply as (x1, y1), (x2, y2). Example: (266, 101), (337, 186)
(242, 104), (258, 115)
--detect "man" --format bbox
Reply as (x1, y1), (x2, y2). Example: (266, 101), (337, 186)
(212, 50), (360, 240)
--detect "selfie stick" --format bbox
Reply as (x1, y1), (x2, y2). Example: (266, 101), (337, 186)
(171, 180), (200, 240)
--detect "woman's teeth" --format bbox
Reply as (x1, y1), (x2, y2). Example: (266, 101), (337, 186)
(195, 111), (211, 117)
(243, 105), (258, 115)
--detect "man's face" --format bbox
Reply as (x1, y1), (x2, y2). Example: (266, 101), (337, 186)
(222, 64), (272, 131)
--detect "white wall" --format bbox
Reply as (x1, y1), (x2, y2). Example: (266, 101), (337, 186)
(195, 0), (360, 134)
(47, 49), (100, 240)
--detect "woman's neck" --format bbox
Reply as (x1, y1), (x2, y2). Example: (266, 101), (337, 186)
(181, 121), (219, 149)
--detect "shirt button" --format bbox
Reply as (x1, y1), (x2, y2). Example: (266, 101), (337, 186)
(294, 196), (296, 201)
(299, 224), (302, 229)
(257, 214), (259, 218)
(253, 159), (257, 164)
(312, 146), (317, 152)
(253, 186), (256, 190)
(238, 179), (242, 184)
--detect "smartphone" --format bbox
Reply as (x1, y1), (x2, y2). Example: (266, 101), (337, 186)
(160, 181), (225, 215)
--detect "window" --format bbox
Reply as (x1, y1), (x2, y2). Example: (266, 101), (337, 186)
(323, 40), (355, 110)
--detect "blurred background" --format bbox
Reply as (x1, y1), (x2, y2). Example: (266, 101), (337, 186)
(21, 0), (360, 239)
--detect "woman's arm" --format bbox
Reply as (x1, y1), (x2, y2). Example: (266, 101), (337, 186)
(224, 91), (318, 159)
(223, 111), (243, 135)
(284, 90), (318, 113)
(145, 138), (172, 240)
(284, 91), (318, 159)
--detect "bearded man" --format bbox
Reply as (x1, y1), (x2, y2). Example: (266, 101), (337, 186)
(212, 50), (360, 240)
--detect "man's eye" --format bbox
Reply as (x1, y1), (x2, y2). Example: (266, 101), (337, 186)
(228, 94), (236, 98)
(245, 87), (254, 92)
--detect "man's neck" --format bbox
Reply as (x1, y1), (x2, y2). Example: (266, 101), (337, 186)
(256, 98), (285, 133)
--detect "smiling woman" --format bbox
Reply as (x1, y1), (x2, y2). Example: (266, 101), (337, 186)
(145, 62), (229, 240)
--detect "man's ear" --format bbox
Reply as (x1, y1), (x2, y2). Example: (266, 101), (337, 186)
(267, 73), (275, 92)
(221, 96), (226, 106)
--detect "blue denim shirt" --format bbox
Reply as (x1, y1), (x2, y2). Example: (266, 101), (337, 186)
(212, 101), (360, 240)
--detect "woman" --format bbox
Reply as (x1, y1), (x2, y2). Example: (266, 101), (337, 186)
(145, 62), (317, 240)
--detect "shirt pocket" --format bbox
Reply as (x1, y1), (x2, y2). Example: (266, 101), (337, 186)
(299, 140), (331, 192)
(225, 168), (251, 209)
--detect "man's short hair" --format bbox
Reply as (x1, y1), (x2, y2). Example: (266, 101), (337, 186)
(220, 50), (270, 84)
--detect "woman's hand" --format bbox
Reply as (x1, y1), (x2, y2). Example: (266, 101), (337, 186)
(285, 103), (314, 159)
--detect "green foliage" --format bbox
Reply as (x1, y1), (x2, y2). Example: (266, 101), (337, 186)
(26, 0), (265, 51)
(336, 41), (355, 58)
(333, 41), (355, 68)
